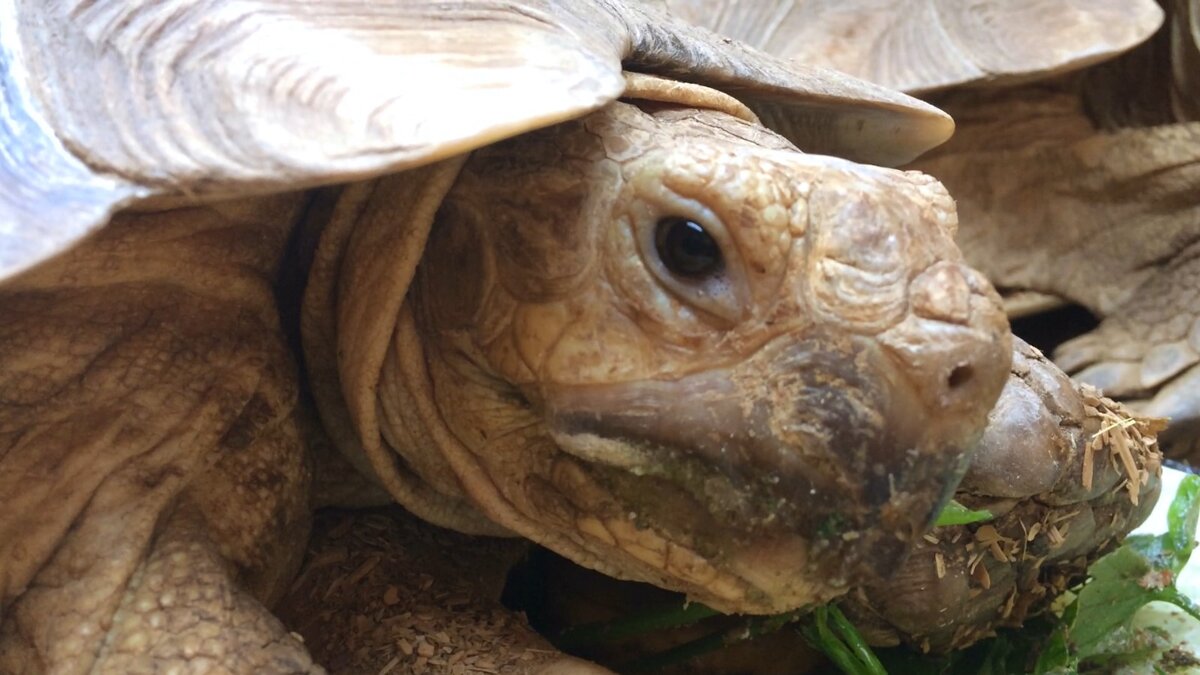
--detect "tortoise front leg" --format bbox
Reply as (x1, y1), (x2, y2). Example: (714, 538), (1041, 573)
(0, 196), (318, 673)
(277, 507), (611, 675)
(80, 509), (316, 674)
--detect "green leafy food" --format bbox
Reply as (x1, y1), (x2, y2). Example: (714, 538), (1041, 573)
(555, 601), (720, 650)
(1069, 547), (1169, 659)
(1124, 475), (1200, 575)
(618, 607), (806, 672)
(934, 500), (995, 527)
(1064, 474), (1200, 664)
(1032, 624), (1074, 674)
(799, 606), (886, 675)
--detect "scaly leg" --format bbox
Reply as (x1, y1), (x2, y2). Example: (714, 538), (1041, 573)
(277, 507), (611, 674)
(0, 196), (317, 673)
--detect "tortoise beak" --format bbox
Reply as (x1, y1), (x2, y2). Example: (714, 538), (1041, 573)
(538, 315), (1008, 610)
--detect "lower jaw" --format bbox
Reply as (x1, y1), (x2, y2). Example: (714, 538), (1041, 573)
(544, 455), (877, 614)
(567, 504), (842, 614)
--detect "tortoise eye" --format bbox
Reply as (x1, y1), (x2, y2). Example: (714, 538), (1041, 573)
(654, 217), (722, 278)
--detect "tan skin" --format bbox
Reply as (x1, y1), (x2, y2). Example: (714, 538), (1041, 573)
(0, 195), (318, 672)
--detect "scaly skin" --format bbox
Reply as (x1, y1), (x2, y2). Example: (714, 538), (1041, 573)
(0, 195), (316, 673)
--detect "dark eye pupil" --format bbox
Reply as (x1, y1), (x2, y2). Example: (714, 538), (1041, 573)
(655, 217), (721, 277)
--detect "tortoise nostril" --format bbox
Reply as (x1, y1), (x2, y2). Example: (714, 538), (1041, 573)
(948, 365), (975, 390)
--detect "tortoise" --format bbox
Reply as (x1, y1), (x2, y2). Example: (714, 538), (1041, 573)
(668, 0), (1200, 460)
(0, 1), (1160, 673)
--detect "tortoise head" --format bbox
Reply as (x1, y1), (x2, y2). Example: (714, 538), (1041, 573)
(397, 101), (1011, 613)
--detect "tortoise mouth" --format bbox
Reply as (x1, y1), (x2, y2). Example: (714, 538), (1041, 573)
(534, 335), (983, 611)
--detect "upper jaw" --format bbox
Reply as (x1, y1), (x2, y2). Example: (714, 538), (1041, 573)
(534, 325), (1007, 612)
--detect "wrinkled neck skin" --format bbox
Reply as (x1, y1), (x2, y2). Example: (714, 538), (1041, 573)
(396, 102), (1011, 614)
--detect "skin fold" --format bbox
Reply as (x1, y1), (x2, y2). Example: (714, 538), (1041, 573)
(0, 195), (318, 672)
